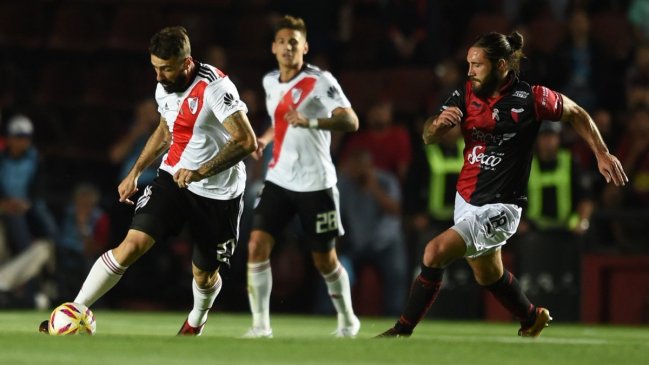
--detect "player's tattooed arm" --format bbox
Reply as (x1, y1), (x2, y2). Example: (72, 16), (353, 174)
(197, 110), (257, 178)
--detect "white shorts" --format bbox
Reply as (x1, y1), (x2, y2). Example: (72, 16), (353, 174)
(450, 193), (522, 258)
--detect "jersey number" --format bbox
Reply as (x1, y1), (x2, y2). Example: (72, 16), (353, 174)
(485, 211), (507, 236)
(316, 211), (338, 234)
(216, 238), (236, 264)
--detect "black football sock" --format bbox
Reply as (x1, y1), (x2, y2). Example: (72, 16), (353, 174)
(394, 264), (444, 333)
(484, 270), (535, 324)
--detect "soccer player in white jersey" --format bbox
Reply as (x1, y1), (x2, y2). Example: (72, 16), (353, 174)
(243, 15), (360, 338)
(39, 26), (257, 335)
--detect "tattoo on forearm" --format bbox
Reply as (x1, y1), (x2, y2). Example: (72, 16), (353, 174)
(199, 139), (249, 178)
(198, 111), (254, 178)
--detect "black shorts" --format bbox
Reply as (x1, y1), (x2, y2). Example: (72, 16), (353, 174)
(130, 171), (243, 271)
(252, 181), (343, 252)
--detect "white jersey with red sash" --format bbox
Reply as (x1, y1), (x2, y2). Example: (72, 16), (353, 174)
(155, 62), (248, 200)
(263, 64), (351, 192)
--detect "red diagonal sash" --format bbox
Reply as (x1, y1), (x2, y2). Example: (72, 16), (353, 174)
(270, 76), (317, 168)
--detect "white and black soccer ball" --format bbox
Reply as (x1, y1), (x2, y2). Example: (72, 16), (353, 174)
(48, 302), (96, 335)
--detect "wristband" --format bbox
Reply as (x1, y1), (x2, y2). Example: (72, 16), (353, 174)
(308, 118), (319, 129)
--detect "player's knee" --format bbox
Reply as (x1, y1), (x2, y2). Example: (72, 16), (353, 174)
(423, 240), (452, 268)
(474, 267), (502, 286)
(248, 235), (272, 261)
(115, 237), (153, 265)
(312, 252), (338, 274)
(194, 270), (219, 289)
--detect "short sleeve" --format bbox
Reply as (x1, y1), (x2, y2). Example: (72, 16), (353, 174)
(154, 84), (165, 114)
(204, 77), (248, 122)
(315, 72), (352, 113)
(438, 83), (467, 117)
(532, 85), (563, 121)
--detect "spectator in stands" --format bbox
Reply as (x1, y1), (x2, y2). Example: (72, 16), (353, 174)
(625, 44), (649, 109)
(340, 101), (412, 183)
(519, 121), (594, 236)
(553, 9), (606, 112)
(404, 124), (464, 275)
(337, 148), (408, 315)
(109, 98), (160, 188)
(108, 98), (160, 244)
(628, 0), (649, 43)
(55, 183), (109, 301)
(601, 104), (649, 249)
(379, 0), (441, 66)
(568, 108), (618, 197)
(0, 114), (57, 307)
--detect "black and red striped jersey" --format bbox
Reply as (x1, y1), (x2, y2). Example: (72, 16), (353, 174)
(439, 75), (563, 206)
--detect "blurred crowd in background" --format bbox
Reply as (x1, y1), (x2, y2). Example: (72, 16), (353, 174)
(0, 0), (648, 321)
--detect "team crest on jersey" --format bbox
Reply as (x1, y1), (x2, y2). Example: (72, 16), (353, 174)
(492, 108), (500, 121)
(291, 88), (303, 104)
(510, 108), (524, 123)
(187, 97), (199, 114)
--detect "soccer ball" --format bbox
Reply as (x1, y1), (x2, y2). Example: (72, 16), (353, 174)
(48, 302), (96, 335)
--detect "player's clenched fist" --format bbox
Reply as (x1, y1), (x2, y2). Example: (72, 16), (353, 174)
(436, 106), (463, 128)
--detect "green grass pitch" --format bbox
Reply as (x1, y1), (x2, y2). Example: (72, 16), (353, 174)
(1, 310), (647, 365)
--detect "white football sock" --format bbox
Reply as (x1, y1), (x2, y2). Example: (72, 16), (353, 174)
(187, 274), (222, 327)
(247, 260), (272, 329)
(322, 263), (355, 327)
(74, 250), (127, 307)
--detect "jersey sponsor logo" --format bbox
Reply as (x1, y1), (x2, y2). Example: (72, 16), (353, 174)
(513, 90), (529, 99)
(471, 128), (515, 146)
(467, 145), (503, 168)
(470, 101), (482, 109)
(187, 97), (199, 114)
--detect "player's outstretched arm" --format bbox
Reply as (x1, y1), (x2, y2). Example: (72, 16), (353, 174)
(285, 107), (359, 132)
(314, 107), (359, 132)
(119, 118), (171, 204)
(561, 94), (628, 186)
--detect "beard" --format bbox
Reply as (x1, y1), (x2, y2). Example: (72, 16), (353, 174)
(160, 73), (189, 93)
(472, 67), (500, 99)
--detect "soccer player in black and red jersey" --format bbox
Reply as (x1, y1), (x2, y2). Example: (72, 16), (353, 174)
(378, 31), (628, 338)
